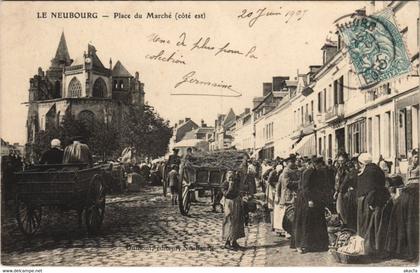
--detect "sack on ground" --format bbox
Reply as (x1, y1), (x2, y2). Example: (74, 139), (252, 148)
(337, 235), (365, 255)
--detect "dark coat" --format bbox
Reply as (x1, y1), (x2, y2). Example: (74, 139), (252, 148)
(221, 177), (241, 200)
(385, 183), (419, 260)
(357, 163), (388, 208)
(40, 148), (64, 165)
(294, 167), (329, 252)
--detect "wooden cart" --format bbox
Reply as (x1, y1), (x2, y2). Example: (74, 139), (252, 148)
(178, 166), (227, 216)
(177, 151), (248, 216)
(14, 163), (106, 237)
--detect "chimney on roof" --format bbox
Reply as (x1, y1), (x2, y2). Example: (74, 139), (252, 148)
(309, 65), (322, 74)
(109, 58), (112, 70)
(185, 117), (191, 122)
(201, 119), (207, 127)
(263, 83), (272, 96)
(253, 97), (264, 108)
(322, 42), (338, 64)
(245, 108), (250, 114)
(272, 76), (290, 91)
(179, 119), (183, 125)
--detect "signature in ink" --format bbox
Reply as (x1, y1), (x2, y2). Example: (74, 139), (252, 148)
(172, 71), (242, 97)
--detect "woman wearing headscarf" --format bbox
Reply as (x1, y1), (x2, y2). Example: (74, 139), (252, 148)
(221, 170), (245, 250)
(385, 149), (419, 261)
(356, 153), (391, 257)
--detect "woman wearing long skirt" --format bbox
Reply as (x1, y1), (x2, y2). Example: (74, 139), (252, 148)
(340, 160), (358, 231)
(267, 163), (280, 231)
(385, 150), (419, 261)
(294, 158), (329, 253)
(356, 153), (390, 257)
(222, 170), (245, 250)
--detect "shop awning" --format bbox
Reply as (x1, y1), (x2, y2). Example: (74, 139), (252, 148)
(250, 148), (262, 159)
(174, 139), (206, 148)
(291, 134), (316, 156)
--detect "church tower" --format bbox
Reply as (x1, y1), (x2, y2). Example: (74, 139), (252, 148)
(46, 32), (73, 97)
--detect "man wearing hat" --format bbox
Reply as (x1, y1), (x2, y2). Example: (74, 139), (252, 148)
(356, 152), (390, 256)
(40, 138), (64, 165)
(275, 154), (300, 237)
(168, 148), (181, 166)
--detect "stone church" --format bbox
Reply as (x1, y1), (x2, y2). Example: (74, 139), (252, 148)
(26, 32), (145, 160)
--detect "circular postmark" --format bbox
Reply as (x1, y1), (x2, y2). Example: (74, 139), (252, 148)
(332, 9), (407, 91)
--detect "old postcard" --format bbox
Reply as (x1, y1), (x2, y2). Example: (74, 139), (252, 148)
(0, 0), (419, 270)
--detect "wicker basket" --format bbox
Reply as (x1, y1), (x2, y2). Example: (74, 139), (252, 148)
(330, 250), (365, 264)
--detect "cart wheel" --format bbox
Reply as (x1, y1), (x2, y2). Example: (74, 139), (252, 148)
(16, 199), (42, 237)
(178, 168), (191, 216)
(85, 175), (105, 235)
(162, 164), (168, 197)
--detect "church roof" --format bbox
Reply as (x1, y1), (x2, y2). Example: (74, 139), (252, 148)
(88, 44), (108, 72)
(52, 32), (72, 65)
(112, 61), (132, 77)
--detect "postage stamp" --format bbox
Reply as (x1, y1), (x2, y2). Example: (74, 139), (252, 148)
(337, 8), (412, 88)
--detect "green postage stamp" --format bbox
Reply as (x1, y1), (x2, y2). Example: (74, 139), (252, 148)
(338, 8), (412, 88)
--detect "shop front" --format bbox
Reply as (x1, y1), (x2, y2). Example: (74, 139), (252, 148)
(346, 118), (367, 157)
(395, 90), (420, 174)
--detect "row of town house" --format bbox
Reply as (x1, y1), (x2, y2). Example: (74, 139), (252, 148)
(202, 1), (419, 175)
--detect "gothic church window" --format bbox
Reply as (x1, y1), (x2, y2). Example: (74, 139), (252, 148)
(93, 78), (107, 97)
(68, 77), (82, 98)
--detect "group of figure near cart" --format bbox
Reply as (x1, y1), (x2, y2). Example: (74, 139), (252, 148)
(161, 147), (419, 260)
(13, 137), (105, 237)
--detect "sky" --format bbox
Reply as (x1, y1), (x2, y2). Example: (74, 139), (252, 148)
(0, 1), (365, 144)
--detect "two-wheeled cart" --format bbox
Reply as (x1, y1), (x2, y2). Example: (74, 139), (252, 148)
(14, 163), (106, 237)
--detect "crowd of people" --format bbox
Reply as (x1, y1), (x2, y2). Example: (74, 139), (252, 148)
(6, 138), (418, 262)
(220, 149), (419, 262)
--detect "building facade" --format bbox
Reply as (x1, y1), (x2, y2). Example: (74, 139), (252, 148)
(210, 109), (236, 151)
(205, 1), (419, 173)
(233, 108), (254, 153)
(26, 32), (145, 161)
(253, 77), (296, 159)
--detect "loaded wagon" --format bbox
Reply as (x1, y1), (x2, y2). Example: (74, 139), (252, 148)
(14, 163), (106, 237)
(177, 150), (249, 216)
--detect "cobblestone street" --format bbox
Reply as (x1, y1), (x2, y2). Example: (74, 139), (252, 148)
(1, 186), (417, 267)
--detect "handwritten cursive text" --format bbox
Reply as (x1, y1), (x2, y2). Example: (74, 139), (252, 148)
(173, 71), (242, 97)
(238, 7), (308, 28)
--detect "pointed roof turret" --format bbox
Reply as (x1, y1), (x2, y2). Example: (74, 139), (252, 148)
(112, 61), (132, 77)
(51, 32), (72, 66)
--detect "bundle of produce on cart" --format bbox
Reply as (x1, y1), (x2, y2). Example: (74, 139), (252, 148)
(177, 150), (249, 216)
(184, 150), (248, 170)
